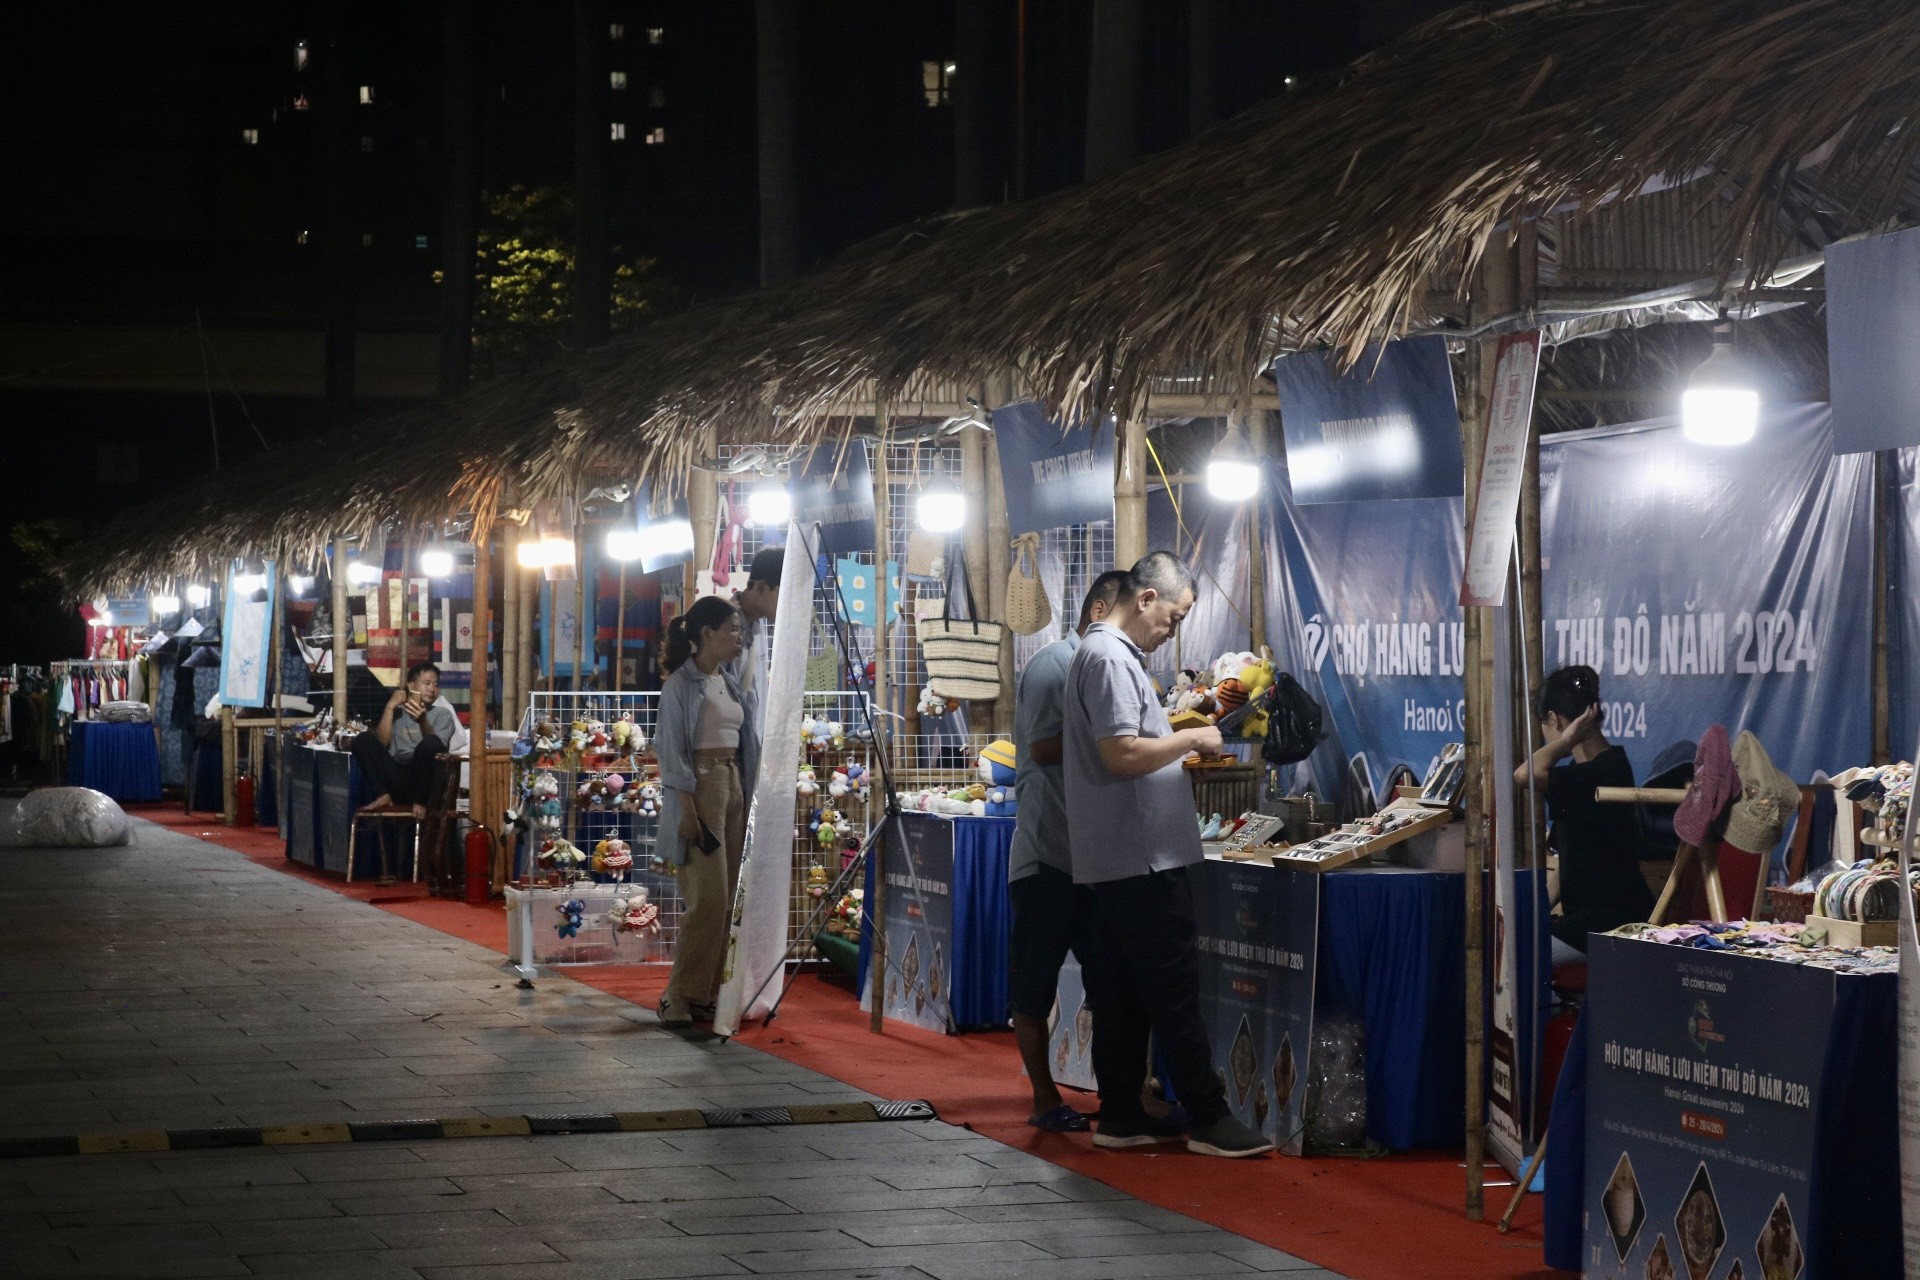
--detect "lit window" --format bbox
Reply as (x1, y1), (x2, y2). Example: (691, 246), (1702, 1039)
(646, 27), (664, 44)
(648, 83), (666, 108)
(922, 60), (955, 107)
(359, 85), (374, 105)
(609, 21), (625, 40)
(414, 234), (430, 250)
(361, 233), (373, 246)
(294, 41), (309, 72)
(610, 121), (627, 141)
(645, 126), (666, 145)
(241, 128), (260, 145)
(361, 136), (374, 152)
(294, 94), (310, 111)
(296, 230), (310, 245)
(610, 70), (627, 90)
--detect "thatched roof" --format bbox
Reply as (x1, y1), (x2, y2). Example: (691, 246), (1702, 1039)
(63, 0), (1920, 596)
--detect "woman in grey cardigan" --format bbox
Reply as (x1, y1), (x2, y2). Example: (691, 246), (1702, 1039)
(654, 595), (762, 1027)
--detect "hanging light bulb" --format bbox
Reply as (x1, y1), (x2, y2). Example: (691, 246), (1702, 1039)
(419, 548), (455, 577)
(1681, 321), (1759, 447)
(288, 575), (314, 596)
(515, 537), (547, 568)
(748, 472), (791, 526)
(1206, 415), (1262, 502)
(916, 481), (966, 532)
(151, 593), (181, 615)
(347, 559), (382, 584)
(605, 528), (644, 561)
(638, 515), (695, 564)
(186, 584), (212, 608)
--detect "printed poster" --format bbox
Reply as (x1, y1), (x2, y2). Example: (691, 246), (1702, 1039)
(1046, 955), (1097, 1093)
(1273, 336), (1463, 505)
(219, 560), (277, 709)
(1190, 858), (1320, 1155)
(860, 812), (957, 1034)
(791, 440), (876, 555)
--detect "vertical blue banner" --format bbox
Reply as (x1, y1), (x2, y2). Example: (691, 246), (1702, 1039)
(1826, 224), (1920, 454)
(992, 401), (1117, 535)
(791, 441), (876, 554)
(219, 561), (278, 709)
(1539, 406), (1871, 783)
(1190, 859), (1320, 1156)
(861, 812), (956, 1035)
(1272, 336), (1463, 504)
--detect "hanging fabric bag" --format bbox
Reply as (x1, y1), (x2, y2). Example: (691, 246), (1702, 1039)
(918, 560), (1005, 702)
(1005, 533), (1052, 636)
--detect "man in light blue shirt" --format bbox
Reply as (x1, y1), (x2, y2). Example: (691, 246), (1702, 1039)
(1008, 570), (1128, 1131)
(1063, 551), (1274, 1159)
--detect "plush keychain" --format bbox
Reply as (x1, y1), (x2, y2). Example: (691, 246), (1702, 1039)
(917, 686), (952, 718)
(554, 898), (586, 939)
(610, 888), (660, 934)
(603, 773), (626, 798)
(842, 762), (869, 801)
(814, 807), (842, 849)
(595, 837), (633, 879)
(828, 770), (850, 799)
(807, 862), (831, 900)
(636, 781), (661, 817)
(796, 766), (819, 797)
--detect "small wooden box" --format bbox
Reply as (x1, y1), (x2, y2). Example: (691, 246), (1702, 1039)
(1807, 915), (1898, 949)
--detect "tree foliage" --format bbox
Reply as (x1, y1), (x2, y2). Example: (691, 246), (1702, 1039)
(446, 185), (672, 380)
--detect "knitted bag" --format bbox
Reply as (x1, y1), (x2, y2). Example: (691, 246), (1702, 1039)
(918, 561), (1004, 702)
(1005, 534), (1052, 636)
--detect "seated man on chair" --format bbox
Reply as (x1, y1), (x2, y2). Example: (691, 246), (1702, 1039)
(351, 661), (464, 817)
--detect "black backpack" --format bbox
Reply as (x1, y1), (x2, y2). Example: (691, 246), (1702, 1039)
(1261, 671), (1327, 766)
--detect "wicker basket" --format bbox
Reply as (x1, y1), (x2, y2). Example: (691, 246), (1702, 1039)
(1767, 886), (1814, 924)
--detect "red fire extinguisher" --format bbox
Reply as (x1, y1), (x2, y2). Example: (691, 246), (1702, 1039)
(233, 773), (255, 828)
(464, 824), (493, 905)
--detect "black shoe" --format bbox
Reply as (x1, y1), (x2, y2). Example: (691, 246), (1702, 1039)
(1092, 1111), (1186, 1149)
(1185, 1115), (1276, 1158)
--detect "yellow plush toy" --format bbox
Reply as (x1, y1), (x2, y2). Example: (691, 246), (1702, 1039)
(1238, 651), (1276, 739)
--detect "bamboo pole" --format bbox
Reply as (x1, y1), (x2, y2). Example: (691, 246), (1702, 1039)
(331, 537), (350, 723)
(470, 523), (494, 893)
(1247, 412), (1268, 653)
(870, 399), (892, 1035)
(501, 525), (520, 731)
(984, 432), (1013, 737)
(518, 546), (536, 720)
(1116, 420), (1148, 568)
(1461, 334), (1492, 1225)
(221, 704), (238, 826)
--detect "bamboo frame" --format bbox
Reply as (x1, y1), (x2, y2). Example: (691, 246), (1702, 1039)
(331, 538), (350, 723)
(470, 521), (493, 894)
(869, 398), (891, 1036)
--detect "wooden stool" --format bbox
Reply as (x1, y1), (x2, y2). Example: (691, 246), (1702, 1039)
(347, 807), (421, 884)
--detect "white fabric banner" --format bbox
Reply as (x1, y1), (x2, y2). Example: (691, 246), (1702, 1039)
(713, 523), (817, 1035)
(1898, 744), (1920, 1276)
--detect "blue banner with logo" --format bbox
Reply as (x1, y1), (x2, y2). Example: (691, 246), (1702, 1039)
(1190, 859), (1320, 1156)
(860, 812), (956, 1035)
(1827, 224), (1920, 455)
(1582, 934), (1898, 1279)
(993, 401), (1117, 535)
(1539, 405), (1871, 784)
(1272, 336), (1462, 505)
(791, 441), (876, 555)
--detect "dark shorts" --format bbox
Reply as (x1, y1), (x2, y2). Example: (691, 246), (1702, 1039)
(1008, 864), (1092, 1021)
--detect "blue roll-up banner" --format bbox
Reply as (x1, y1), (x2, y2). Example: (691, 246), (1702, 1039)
(1191, 859), (1320, 1156)
(219, 560), (278, 709)
(1272, 336), (1463, 505)
(860, 813), (955, 1034)
(1539, 405), (1872, 783)
(992, 401), (1117, 535)
(1826, 224), (1920, 455)
(791, 441), (876, 554)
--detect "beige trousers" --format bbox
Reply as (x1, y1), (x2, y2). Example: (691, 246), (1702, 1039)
(663, 753), (747, 1008)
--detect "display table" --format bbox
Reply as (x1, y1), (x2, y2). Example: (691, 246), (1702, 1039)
(505, 878), (681, 983)
(859, 812), (1014, 1033)
(66, 720), (162, 803)
(1549, 932), (1897, 1277)
(279, 742), (363, 875)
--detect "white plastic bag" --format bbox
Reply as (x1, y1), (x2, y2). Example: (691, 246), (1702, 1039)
(0, 788), (132, 848)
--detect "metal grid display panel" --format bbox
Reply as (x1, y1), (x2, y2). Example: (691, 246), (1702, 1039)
(1010, 520), (1116, 673)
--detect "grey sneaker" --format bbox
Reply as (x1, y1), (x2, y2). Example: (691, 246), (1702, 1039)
(1186, 1115), (1276, 1158)
(1093, 1111), (1186, 1149)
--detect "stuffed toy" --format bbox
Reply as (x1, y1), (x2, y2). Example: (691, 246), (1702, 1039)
(917, 686), (953, 718)
(807, 862), (831, 900)
(1211, 650), (1257, 683)
(842, 762), (869, 801)
(585, 720), (610, 752)
(595, 837), (633, 878)
(554, 898), (586, 939)
(536, 837), (587, 875)
(824, 887), (863, 939)
(532, 719), (562, 754)
(603, 773), (626, 797)
(796, 765), (818, 797)
(609, 888), (660, 934)
(978, 740), (1017, 788)
(1235, 653), (1276, 739)
(636, 781), (661, 817)
(567, 720), (590, 755)
(985, 784), (1016, 817)
(1198, 813), (1224, 840)
(577, 776), (609, 809)
(814, 807), (843, 849)
(828, 770), (850, 799)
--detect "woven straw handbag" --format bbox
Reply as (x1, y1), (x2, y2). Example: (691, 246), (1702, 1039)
(905, 527), (946, 578)
(1006, 534), (1052, 636)
(918, 561), (1005, 702)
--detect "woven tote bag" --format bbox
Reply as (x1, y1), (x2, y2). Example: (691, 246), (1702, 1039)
(919, 561), (1005, 701)
(1005, 533), (1052, 636)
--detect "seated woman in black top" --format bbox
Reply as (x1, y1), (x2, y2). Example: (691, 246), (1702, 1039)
(1513, 665), (1654, 954)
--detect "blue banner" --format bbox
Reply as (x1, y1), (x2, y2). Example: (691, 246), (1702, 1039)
(1539, 405), (1871, 784)
(992, 401), (1117, 535)
(1272, 336), (1462, 505)
(861, 813), (956, 1034)
(1826, 225), (1920, 454)
(1583, 935), (1833, 1280)
(105, 591), (151, 626)
(1190, 858), (1320, 1156)
(1893, 450), (1920, 756)
(791, 441), (875, 554)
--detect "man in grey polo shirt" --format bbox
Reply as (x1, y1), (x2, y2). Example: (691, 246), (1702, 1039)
(1064, 551), (1274, 1158)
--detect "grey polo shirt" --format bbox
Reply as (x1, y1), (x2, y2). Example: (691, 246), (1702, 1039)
(391, 698), (459, 764)
(1009, 633), (1077, 882)
(1063, 622), (1201, 885)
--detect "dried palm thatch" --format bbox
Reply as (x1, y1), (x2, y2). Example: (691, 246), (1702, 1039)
(63, 0), (1920, 595)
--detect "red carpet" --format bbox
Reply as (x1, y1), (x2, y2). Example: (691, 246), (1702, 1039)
(131, 804), (1556, 1280)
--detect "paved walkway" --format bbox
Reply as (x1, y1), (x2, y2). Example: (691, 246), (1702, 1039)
(0, 811), (1336, 1279)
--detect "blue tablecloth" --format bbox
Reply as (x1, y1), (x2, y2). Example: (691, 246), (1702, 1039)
(280, 743), (365, 875)
(1318, 867), (1466, 1151)
(67, 721), (162, 803)
(859, 813), (1014, 1030)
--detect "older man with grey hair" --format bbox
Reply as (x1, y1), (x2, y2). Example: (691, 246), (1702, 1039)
(1062, 550), (1274, 1158)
